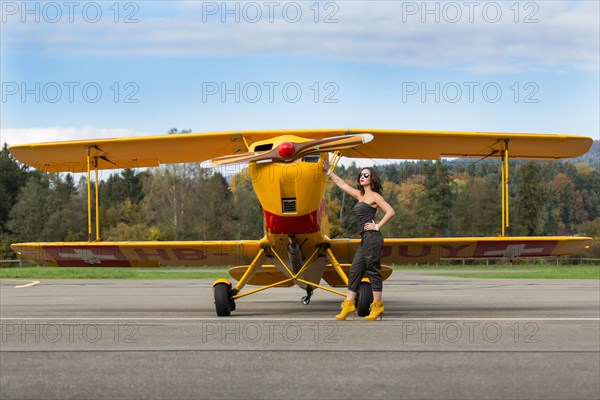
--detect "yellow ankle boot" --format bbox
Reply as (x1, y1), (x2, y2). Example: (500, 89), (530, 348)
(365, 301), (384, 320)
(335, 300), (356, 320)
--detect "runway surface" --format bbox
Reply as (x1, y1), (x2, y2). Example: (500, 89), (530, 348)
(1, 271), (599, 399)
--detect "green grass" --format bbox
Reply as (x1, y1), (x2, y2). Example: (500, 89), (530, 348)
(391, 264), (599, 279)
(1, 264), (598, 280)
(429, 267), (599, 279)
(392, 265), (543, 271)
(0, 266), (230, 280)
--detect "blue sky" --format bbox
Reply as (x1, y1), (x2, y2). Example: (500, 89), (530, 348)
(1, 0), (599, 154)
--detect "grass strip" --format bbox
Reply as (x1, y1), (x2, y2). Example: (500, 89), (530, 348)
(1, 265), (597, 280)
(0, 266), (230, 280)
(429, 266), (599, 279)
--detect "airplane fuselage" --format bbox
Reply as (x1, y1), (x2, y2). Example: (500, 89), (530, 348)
(243, 133), (338, 279)
(248, 136), (332, 241)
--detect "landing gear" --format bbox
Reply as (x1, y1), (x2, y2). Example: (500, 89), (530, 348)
(356, 281), (373, 317)
(213, 282), (235, 317)
(301, 286), (314, 305)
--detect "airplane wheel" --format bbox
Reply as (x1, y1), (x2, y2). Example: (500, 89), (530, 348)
(356, 281), (373, 317)
(214, 283), (232, 317)
(301, 287), (313, 305)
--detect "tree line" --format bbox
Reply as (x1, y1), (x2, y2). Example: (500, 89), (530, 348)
(1, 134), (599, 259)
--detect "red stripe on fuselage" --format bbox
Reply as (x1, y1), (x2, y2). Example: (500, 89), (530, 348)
(264, 210), (320, 234)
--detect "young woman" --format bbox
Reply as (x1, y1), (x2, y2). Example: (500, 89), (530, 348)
(326, 165), (395, 320)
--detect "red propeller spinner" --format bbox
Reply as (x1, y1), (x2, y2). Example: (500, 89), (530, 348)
(277, 142), (296, 158)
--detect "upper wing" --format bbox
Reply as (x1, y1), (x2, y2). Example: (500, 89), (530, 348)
(8, 129), (592, 173)
(8, 131), (250, 173)
(342, 129), (593, 161)
(11, 240), (264, 267)
(329, 236), (593, 264)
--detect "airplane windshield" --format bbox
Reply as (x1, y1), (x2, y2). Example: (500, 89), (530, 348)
(302, 155), (319, 163)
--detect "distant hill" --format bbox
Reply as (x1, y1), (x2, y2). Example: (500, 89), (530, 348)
(575, 140), (599, 167)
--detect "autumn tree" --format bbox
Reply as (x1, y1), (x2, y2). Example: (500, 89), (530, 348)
(7, 174), (70, 242)
(0, 144), (30, 229)
(416, 162), (454, 236)
(229, 168), (264, 239)
(452, 176), (501, 236)
(513, 162), (545, 235)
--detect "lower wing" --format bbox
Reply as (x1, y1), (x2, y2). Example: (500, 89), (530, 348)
(11, 241), (264, 267)
(329, 236), (593, 264)
(11, 236), (592, 267)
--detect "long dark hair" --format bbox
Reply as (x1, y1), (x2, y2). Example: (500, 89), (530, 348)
(357, 167), (382, 195)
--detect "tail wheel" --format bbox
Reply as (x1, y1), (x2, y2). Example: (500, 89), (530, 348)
(301, 286), (314, 305)
(356, 281), (373, 317)
(214, 283), (232, 317)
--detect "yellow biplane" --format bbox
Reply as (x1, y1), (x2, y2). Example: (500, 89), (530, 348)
(9, 129), (593, 316)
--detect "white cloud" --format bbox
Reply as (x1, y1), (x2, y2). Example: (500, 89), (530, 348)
(2, 1), (598, 72)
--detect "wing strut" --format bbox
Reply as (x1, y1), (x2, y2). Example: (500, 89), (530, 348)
(95, 161), (100, 241)
(231, 246), (346, 300)
(329, 151), (342, 173)
(501, 140), (510, 236)
(86, 147), (101, 242)
(86, 147), (92, 241)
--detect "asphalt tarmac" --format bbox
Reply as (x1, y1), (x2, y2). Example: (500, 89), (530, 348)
(1, 271), (599, 399)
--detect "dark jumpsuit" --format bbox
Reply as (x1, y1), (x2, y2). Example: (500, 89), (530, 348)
(347, 201), (384, 293)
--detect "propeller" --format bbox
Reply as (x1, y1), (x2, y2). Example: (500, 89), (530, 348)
(211, 134), (373, 166)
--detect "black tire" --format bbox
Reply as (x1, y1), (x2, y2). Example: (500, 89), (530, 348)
(214, 283), (232, 317)
(356, 281), (373, 317)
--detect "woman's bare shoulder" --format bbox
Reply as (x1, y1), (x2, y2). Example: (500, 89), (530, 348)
(360, 193), (380, 208)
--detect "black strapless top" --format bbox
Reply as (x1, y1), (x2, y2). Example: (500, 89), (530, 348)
(354, 201), (377, 233)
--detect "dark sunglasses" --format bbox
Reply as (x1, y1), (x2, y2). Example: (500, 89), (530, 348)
(359, 172), (370, 178)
